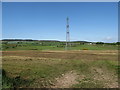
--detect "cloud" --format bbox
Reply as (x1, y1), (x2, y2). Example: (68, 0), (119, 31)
(102, 36), (117, 43)
(104, 37), (113, 40)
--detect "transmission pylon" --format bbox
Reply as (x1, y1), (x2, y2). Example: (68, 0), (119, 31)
(65, 17), (70, 50)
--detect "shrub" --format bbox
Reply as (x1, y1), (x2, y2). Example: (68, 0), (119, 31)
(82, 48), (88, 50)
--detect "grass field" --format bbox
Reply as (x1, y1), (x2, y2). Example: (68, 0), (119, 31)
(2, 49), (119, 88)
(2, 44), (118, 51)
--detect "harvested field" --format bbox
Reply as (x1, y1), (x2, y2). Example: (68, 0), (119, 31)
(2, 50), (118, 60)
(2, 50), (119, 88)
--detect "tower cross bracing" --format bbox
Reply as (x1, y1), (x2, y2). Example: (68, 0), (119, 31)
(65, 17), (70, 50)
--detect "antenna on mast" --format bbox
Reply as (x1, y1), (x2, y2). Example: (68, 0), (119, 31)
(65, 17), (70, 50)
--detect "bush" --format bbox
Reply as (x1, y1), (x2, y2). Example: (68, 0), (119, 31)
(2, 69), (32, 88)
(30, 49), (38, 50)
(82, 48), (88, 50)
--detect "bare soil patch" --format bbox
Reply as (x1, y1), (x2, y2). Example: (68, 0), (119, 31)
(52, 71), (78, 88)
(91, 67), (118, 88)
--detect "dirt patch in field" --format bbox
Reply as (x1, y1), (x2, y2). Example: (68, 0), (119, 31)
(91, 67), (118, 88)
(52, 71), (78, 88)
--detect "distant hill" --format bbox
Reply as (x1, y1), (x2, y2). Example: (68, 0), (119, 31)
(2, 39), (34, 41)
(1, 39), (119, 44)
(2, 39), (90, 43)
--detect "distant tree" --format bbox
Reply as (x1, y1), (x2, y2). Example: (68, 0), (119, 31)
(96, 42), (104, 44)
(17, 42), (22, 44)
(116, 42), (120, 45)
(104, 42), (116, 45)
(6, 47), (9, 49)
(3, 42), (8, 44)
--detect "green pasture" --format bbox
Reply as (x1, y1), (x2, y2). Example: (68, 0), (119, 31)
(2, 44), (118, 51)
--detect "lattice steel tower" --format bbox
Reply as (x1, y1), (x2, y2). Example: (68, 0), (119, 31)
(65, 17), (70, 50)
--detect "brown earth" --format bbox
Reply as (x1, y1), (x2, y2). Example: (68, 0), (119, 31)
(91, 67), (118, 88)
(2, 50), (118, 61)
(52, 71), (79, 88)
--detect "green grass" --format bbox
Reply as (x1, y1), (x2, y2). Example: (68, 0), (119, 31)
(70, 45), (118, 50)
(72, 79), (104, 88)
(2, 44), (118, 51)
(2, 56), (119, 88)
(2, 69), (32, 88)
(2, 47), (118, 88)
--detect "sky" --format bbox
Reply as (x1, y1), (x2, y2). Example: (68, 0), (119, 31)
(2, 2), (118, 42)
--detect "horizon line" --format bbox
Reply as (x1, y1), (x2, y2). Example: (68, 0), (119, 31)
(1, 38), (118, 43)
